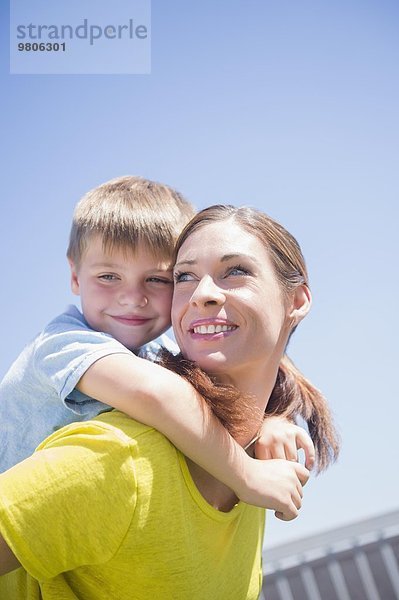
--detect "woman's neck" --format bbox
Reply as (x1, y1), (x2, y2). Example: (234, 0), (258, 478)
(186, 435), (258, 513)
(185, 457), (239, 512)
(217, 355), (282, 448)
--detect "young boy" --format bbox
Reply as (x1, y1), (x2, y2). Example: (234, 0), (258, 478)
(0, 175), (313, 516)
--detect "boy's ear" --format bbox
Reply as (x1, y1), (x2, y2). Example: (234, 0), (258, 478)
(288, 284), (312, 327)
(68, 259), (80, 296)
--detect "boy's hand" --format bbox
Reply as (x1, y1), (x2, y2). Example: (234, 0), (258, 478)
(255, 415), (315, 471)
(238, 458), (310, 521)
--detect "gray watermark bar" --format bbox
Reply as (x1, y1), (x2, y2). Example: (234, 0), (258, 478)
(10, 0), (151, 75)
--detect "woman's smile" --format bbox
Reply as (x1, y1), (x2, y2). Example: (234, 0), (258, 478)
(189, 318), (238, 337)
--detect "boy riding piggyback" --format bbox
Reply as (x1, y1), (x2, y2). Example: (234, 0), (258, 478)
(0, 176), (313, 519)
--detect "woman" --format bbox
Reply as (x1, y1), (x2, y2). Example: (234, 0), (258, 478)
(0, 205), (339, 599)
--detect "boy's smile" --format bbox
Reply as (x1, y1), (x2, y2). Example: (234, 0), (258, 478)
(69, 235), (173, 350)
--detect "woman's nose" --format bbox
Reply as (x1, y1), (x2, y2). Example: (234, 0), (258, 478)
(189, 275), (225, 307)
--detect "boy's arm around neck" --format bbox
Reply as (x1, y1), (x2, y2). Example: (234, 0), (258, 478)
(77, 353), (250, 496)
(77, 353), (310, 518)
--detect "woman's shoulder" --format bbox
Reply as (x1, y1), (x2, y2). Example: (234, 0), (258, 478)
(94, 409), (176, 453)
(35, 410), (159, 456)
(95, 409), (154, 439)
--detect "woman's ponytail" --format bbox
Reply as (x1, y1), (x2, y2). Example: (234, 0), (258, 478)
(266, 354), (340, 472)
(159, 349), (339, 472)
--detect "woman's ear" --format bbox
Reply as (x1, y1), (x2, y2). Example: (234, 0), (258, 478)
(289, 285), (312, 326)
(68, 259), (80, 296)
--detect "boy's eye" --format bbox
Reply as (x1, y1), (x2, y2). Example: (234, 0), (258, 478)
(146, 276), (173, 285)
(174, 271), (195, 283)
(98, 274), (119, 282)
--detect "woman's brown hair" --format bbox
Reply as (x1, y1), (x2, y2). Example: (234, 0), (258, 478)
(161, 205), (340, 472)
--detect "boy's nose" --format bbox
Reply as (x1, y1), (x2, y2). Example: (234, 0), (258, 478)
(118, 286), (148, 308)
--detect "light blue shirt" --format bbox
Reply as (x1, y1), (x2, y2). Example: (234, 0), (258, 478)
(0, 305), (178, 472)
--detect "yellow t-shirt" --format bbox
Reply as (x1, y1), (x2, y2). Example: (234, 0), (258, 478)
(0, 410), (265, 599)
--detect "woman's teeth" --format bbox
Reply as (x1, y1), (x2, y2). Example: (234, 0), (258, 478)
(193, 324), (236, 334)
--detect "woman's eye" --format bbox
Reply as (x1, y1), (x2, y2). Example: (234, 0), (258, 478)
(174, 271), (194, 283)
(227, 265), (250, 277)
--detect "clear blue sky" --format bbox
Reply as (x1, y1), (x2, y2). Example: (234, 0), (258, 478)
(1, 0), (398, 548)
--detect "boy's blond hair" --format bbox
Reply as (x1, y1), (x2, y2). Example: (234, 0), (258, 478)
(67, 176), (196, 266)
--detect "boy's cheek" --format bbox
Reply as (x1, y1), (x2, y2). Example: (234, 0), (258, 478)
(159, 295), (173, 327)
(159, 310), (172, 328)
(156, 288), (173, 314)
